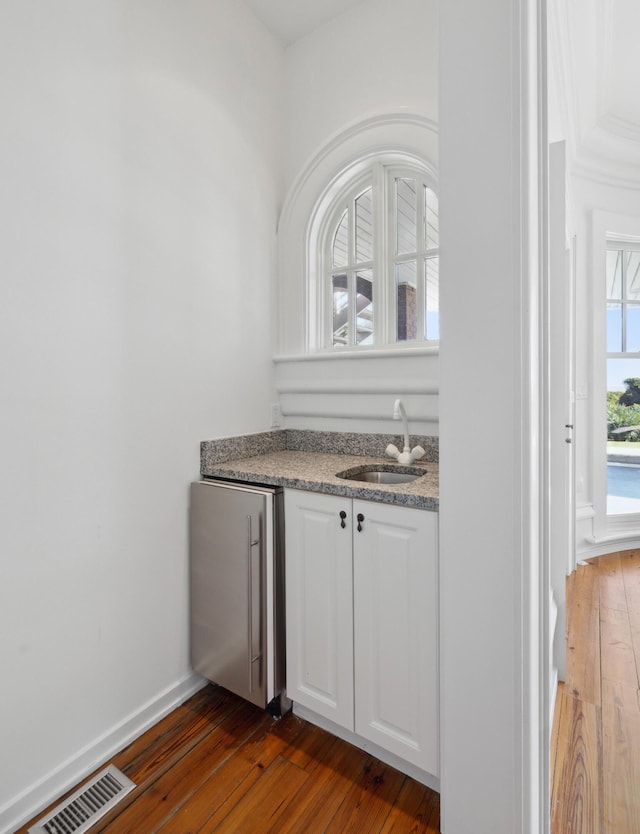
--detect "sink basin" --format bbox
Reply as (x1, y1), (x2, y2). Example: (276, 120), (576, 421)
(335, 464), (426, 484)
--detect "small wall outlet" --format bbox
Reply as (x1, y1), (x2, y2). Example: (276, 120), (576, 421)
(271, 403), (282, 427)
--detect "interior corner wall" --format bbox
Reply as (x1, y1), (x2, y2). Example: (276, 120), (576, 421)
(0, 2), (283, 831)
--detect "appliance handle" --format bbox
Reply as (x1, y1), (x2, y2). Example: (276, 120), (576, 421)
(247, 515), (260, 694)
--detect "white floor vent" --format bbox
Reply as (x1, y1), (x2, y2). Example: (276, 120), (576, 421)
(28, 765), (136, 834)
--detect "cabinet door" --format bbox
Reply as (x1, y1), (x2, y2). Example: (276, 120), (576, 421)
(190, 481), (273, 708)
(284, 489), (354, 730)
(353, 501), (439, 774)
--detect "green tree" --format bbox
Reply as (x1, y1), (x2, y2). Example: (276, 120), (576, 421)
(618, 377), (640, 406)
(608, 400), (640, 440)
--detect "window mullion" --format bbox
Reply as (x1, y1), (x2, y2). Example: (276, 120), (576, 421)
(370, 162), (385, 345)
(324, 221), (333, 349)
(348, 194), (355, 346)
(621, 249), (627, 352)
(416, 176), (426, 341)
(316, 159), (438, 351)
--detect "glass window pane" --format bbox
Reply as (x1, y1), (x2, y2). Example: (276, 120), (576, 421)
(627, 306), (640, 352)
(425, 186), (439, 250)
(355, 269), (373, 345)
(607, 302), (622, 352)
(332, 209), (349, 268)
(355, 188), (373, 263)
(425, 256), (439, 340)
(626, 251), (640, 301)
(607, 250), (623, 299)
(607, 357), (640, 516)
(332, 274), (349, 347)
(607, 358), (640, 399)
(396, 178), (417, 255)
(396, 261), (417, 342)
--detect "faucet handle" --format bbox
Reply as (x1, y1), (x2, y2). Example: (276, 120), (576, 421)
(410, 445), (426, 462)
(385, 443), (400, 460)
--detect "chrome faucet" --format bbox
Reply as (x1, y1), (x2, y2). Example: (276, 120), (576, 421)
(386, 399), (426, 465)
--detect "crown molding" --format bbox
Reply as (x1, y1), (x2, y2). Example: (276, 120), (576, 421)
(550, 0), (640, 189)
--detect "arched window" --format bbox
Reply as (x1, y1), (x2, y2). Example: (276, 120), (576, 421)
(312, 160), (439, 350)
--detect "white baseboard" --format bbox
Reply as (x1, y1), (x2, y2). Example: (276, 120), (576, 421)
(0, 672), (207, 834)
(291, 703), (440, 794)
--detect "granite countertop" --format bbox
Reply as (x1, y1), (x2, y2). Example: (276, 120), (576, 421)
(200, 438), (439, 511)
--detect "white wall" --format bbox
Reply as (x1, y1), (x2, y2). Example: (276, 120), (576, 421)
(277, 0), (439, 435)
(439, 0), (543, 831)
(0, 2), (282, 830)
(283, 0), (438, 193)
(275, 348), (439, 434)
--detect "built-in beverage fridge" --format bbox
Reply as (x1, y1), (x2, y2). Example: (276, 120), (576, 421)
(189, 479), (286, 713)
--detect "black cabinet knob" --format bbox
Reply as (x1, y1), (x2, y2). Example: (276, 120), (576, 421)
(357, 513), (364, 532)
(339, 510), (347, 529)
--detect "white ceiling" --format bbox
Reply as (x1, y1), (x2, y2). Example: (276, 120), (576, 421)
(553, 0), (640, 179)
(248, 0), (640, 179)
(244, 0), (365, 45)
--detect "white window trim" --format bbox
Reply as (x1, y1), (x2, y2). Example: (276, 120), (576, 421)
(606, 236), (640, 355)
(276, 113), (438, 358)
(592, 210), (640, 545)
(310, 154), (438, 353)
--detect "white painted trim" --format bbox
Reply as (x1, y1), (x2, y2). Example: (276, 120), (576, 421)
(277, 379), (438, 396)
(273, 346), (439, 362)
(277, 113), (439, 355)
(309, 156), (438, 351)
(580, 534), (640, 560)
(523, 1), (549, 830)
(591, 210), (640, 545)
(592, 209), (609, 543)
(586, 530), (640, 546)
(0, 673), (207, 834)
(599, 112), (640, 146)
(279, 112), (439, 234)
(280, 405), (436, 422)
(549, 0), (640, 188)
(547, 0), (579, 168)
(290, 702), (440, 794)
(572, 158), (640, 190)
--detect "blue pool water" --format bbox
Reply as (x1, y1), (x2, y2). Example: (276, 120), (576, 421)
(608, 463), (640, 498)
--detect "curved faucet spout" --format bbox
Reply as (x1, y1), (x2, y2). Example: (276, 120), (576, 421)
(393, 398), (410, 453)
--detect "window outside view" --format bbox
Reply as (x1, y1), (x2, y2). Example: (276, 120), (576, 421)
(607, 245), (640, 514)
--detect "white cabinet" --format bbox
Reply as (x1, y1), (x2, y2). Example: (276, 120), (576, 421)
(284, 490), (354, 729)
(285, 488), (438, 776)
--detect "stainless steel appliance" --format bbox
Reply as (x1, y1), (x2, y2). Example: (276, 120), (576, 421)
(189, 479), (286, 711)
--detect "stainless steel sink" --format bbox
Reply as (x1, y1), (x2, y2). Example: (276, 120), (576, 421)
(335, 465), (426, 484)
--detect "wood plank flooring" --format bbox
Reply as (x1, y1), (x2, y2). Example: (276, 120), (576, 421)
(22, 548), (640, 834)
(18, 686), (439, 834)
(551, 549), (640, 834)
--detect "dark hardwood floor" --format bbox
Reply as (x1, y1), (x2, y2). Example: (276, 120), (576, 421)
(19, 685), (440, 833)
(551, 549), (640, 833)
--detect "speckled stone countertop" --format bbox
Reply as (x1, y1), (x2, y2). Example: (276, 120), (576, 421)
(200, 430), (439, 511)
